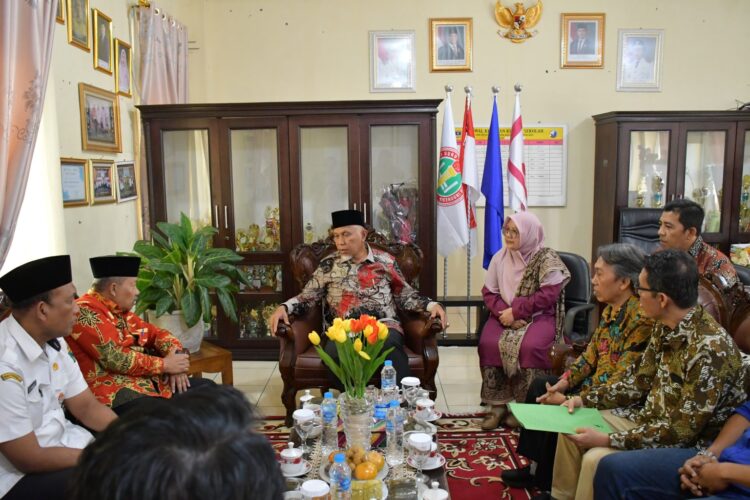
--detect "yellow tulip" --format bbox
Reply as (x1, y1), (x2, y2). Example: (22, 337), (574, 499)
(364, 325), (373, 337)
(333, 318), (344, 328)
(357, 350), (371, 360)
(343, 319), (352, 333)
(308, 331), (321, 346)
(334, 328), (347, 343)
(353, 338), (363, 352)
(326, 325), (337, 340)
(377, 322), (389, 340)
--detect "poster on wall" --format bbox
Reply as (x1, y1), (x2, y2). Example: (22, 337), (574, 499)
(61, 158), (90, 207)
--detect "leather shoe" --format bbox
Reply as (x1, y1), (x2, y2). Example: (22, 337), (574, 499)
(504, 413), (521, 429)
(531, 493), (552, 500)
(480, 405), (507, 430)
(501, 466), (534, 488)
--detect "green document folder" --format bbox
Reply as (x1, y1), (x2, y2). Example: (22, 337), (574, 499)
(508, 403), (613, 435)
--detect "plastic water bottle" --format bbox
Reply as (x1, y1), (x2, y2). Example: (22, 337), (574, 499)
(381, 360), (397, 391)
(330, 453), (352, 499)
(373, 391), (388, 423)
(385, 399), (405, 467)
(321, 391), (338, 456)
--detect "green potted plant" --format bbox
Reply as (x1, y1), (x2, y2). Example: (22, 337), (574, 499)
(129, 213), (251, 352)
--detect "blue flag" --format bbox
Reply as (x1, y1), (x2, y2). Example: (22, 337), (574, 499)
(480, 95), (504, 269)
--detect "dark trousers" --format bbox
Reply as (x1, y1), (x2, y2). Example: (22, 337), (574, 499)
(3, 468), (74, 500)
(324, 328), (410, 390)
(515, 374), (560, 491)
(112, 377), (217, 416)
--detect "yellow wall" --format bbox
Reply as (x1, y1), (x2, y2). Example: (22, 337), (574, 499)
(43, 0), (750, 295)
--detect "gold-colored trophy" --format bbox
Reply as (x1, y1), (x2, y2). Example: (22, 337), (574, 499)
(636, 175), (648, 208)
(651, 175), (665, 208)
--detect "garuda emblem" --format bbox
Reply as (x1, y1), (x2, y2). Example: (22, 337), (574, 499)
(495, 0), (543, 43)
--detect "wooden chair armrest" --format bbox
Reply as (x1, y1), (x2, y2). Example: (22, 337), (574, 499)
(548, 341), (587, 376)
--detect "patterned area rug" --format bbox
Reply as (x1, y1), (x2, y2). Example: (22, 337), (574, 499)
(258, 413), (534, 499)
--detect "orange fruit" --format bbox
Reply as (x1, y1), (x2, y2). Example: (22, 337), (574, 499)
(365, 451), (385, 471)
(328, 450), (343, 464)
(354, 461), (378, 480)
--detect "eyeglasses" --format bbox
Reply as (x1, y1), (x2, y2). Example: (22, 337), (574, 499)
(502, 228), (519, 238)
(634, 284), (659, 295)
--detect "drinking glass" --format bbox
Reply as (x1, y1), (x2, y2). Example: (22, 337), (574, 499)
(293, 409), (316, 455)
(404, 385), (421, 411)
(408, 433), (431, 484)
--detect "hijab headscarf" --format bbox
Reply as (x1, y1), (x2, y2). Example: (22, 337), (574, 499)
(484, 211), (566, 303)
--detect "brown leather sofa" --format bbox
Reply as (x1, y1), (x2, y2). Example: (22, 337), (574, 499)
(275, 231), (442, 426)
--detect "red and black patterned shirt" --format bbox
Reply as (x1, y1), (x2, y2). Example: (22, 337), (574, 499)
(283, 245), (436, 332)
(689, 236), (738, 291)
(68, 291), (183, 408)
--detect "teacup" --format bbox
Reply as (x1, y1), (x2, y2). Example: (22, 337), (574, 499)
(407, 432), (432, 452)
(280, 442), (305, 475)
(415, 398), (435, 419)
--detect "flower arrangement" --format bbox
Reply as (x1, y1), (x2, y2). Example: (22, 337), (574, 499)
(308, 314), (393, 399)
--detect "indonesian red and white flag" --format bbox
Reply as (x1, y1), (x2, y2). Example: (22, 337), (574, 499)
(459, 95), (480, 258)
(508, 91), (528, 212)
(436, 94), (469, 257)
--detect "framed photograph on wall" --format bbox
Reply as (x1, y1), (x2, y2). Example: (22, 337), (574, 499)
(93, 9), (113, 74)
(369, 31), (416, 92)
(56, 1), (64, 24)
(115, 162), (137, 202)
(114, 39), (133, 97)
(78, 83), (121, 153)
(61, 158), (90, 207)
(66, 0), (90, 51)
(429, 18), (472, 72)
(90, 160), (116, 205)
(560, 13), (605, 68)
(616, 29), (664, 92)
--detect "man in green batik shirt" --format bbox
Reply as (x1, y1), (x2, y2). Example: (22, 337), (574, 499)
(548, 250), (746, 500)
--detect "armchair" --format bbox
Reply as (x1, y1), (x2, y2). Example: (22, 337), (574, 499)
(275, 231), (442, 426)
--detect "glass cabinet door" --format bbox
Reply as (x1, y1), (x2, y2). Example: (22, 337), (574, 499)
(230, 128), (281, 253)
(369, 125), (419, 243)
(161, 129), (212, 226)
(299, 127), (350, 242)
(738, 130), (750, 234)
(627, 130), (670, 208)
(683, 131), (726, 233)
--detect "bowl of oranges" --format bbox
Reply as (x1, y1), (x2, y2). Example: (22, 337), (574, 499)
(319, 445), (388, 482)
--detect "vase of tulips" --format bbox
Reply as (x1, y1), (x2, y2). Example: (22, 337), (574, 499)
(308, 315), (393, 450)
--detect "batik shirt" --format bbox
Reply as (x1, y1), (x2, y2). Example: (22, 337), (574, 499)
(563, 295), (653, 397)
(283, 245), (436, 332)
(690, 235), (738, 290)
(581, 306), (746, 450)
(68, 291), (183, 407)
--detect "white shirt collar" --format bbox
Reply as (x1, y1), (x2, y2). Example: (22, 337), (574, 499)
(339, 244), (375, 264)
(7, 314), (46, 362)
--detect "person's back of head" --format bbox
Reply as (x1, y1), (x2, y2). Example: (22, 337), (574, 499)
(662, 199), (705, 236)
(644, 249), (699, 309)
(68, 386), (284, 500)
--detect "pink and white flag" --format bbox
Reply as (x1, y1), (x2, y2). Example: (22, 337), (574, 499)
(507, 91), (527, 212)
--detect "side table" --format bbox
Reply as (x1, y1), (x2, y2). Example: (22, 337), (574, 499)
(187, 341), (233, 385)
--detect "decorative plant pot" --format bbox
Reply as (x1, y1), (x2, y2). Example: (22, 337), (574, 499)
(340, 393), (373, 451)
(147, 310), (204, 353)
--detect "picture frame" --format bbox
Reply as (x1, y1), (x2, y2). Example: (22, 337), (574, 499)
(90, 160), (116, 205)
(115, 162), (137, 202)
(429, 18), (472, 72)
(560, 13), (605, 68)
(92, 9), (113, 74)
(56, 1), (64, 24)
(114, 39), (133, 98)
(369, 31), (416, 93)
(78, 83), (121, 153)
(66, 0), (90, 51)
(616, 29), (664, 92)
(60, 158), (90, 207)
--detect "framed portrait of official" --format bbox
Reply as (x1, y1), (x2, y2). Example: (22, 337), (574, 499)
(66, 0), (90, 51)
(369, 31), (416, 93)
(560, 13), (605, 68)
(93, 9), (113, 74)
(114, 39), (133, 97)
(429, 18), (472, 72)
(115, 162), (137, 202)
(90, 160), (116, 205)
(78, 83), (122, 153)
(616, 29), (664, 92)
(61, 158), (90, 207)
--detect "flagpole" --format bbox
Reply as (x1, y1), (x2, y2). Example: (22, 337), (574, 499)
(463, 86), (473, 339)
(441, 84), (453, 339)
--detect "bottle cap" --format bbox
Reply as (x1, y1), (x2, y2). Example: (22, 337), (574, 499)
(324, 391), (333, 398)
(334, 453), (345, 463)
(389, 400), (400, 408)
(384, 360), (393, 366)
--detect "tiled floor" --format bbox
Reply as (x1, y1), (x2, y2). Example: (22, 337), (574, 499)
(213, 346), (483, 419)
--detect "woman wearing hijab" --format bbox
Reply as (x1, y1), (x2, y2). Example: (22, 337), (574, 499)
(479, 212), (570, 430)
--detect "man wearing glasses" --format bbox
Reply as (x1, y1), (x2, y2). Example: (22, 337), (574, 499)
(546, 250), (746, 500)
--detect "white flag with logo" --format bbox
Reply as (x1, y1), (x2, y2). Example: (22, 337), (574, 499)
(436, 95), (469, 257)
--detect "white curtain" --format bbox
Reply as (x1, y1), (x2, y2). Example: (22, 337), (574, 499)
(0, 0), (57, 267)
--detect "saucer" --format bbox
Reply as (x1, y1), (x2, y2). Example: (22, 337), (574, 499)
(410, 410), (443, 422)
(407, 453), (446, 470)
(281, 460), (312, 478)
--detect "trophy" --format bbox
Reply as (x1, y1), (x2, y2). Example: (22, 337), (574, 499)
(304, 222), (315, 244)
(636, 175), (648, 208)
(651, 175), (665, 208)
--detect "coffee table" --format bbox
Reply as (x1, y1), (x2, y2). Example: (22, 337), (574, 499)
(186, 341), (233, 385)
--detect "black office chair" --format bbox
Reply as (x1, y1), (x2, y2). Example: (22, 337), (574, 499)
(734, 264), (750, 287)
(558, 251), (596, 343)
(618, 208), (662, 255)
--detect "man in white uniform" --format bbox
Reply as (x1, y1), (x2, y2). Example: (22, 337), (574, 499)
(0, 255), (117, 500)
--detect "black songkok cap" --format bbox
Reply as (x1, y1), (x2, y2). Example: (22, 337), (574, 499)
(0, 255), (72, 303)
(89, 256), (141, 278)
(331, 210), (365, 229)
